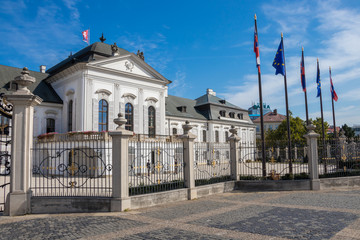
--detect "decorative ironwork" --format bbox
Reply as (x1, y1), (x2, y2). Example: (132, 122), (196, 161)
(238, 141), (309, 180)
(0, 93), (13, 119)
(33, 148), (112, 188)
(194, 142), (231, 186)
(0, 119), (11, 212)
(128, 137), (184, 196)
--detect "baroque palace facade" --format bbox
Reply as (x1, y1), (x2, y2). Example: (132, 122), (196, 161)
(0, 41), (255, 142)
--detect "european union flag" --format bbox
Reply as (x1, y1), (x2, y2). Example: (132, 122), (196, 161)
(316, 60), (321, 97)
(272, 40), (285, 76)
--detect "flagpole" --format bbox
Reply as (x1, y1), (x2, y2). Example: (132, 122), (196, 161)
(254, 14), (267, 177)
(302, 47), (309, 126)
(330, 66), (337, 138)
(281, 33), (293, 174)
(318, 59), (327, 173)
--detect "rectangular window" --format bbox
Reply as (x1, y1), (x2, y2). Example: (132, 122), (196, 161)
(46, 118), (55, 133)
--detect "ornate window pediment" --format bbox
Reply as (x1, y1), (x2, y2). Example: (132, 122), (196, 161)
(122, 93), (137, 100)
(145, 97), (158, 103)
(95, 89), (112, 96)
(65, 89), (75, 96)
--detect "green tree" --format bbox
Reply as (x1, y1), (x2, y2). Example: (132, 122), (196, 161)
(341, 124), (355, 140)
(265, 116), (307, 145)
(309, 117), (329, 138)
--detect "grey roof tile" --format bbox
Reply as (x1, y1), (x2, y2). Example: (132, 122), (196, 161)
(0, 65), (62, 104)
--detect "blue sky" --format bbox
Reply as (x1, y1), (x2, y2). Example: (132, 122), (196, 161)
(1, 0), (359, 126)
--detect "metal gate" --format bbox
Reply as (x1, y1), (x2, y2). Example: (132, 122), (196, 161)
(0, 93), (12, 212)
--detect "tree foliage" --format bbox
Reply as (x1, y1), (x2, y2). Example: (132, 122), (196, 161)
(265, 116), (307, 145)
(341, 124), (355, 140)
(309, 117), (329, 138)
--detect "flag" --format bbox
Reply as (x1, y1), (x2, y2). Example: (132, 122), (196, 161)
(316, 60), (321, 97)
(330, 69), (338, 101)
(82, 29), (90, 45)
(254, 26), (260, 67)
(272, 40), (285, 76)
(300, 50), (306, 92)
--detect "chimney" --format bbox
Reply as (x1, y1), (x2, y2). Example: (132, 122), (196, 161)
(273, 109), (277, 115)
(40, 65), (46, 73)
(207, 88), (216, 96)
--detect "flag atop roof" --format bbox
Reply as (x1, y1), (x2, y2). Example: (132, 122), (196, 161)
(82, 29), (90, 45)
(254, 17), (260, 67)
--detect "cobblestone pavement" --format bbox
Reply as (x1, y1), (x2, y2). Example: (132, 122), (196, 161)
(0, 188), (360, 240)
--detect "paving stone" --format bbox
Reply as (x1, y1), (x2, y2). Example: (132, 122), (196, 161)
(190, 206), (358, 239)
(117, 227), (233, 240)
(222, 192), (268, 202)
(140, 200), (232, 220)
(267, 192), (360, 210)
(0, 216), (147, 240)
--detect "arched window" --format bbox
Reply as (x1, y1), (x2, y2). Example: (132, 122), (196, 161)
(125, 103), (133, 131)
(219, 110), (226, 117)
(202, 130), (207, 142)
(98, 99), (108, 131)
(215, 130), (219, 142)
(46, 118), (55, 133)
(229, 112), (235, 118)
(225, 131), (229, 142)
(148, 106), (155, 138)
(172, 128), (177, 135)
(238, 113), (243, 119)
(68, 100), (73, 132)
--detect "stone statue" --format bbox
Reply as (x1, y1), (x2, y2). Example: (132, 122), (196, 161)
(111, 43), (119, 56)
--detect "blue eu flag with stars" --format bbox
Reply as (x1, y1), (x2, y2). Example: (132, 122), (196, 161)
(272, 40), (285, 76)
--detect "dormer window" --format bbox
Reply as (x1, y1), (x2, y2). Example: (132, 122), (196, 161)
(229, 112), (235, 118)
(219, 99), (226, 104)
(238, 113), (243, 119)
(177, 106), (187, 113)
(219, 110), (226, 117)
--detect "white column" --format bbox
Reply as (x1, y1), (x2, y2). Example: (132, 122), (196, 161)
(304, 123), (320, 190)
(109, 113), (133, 211)
(4, 67), (43, 216)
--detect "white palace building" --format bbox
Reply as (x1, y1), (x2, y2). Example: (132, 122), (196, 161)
(0, 41), (255, 142)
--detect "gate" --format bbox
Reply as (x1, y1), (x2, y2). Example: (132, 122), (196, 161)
(0, 93), (12, 212)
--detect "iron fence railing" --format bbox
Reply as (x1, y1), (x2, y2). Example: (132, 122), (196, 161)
(318, 138), (360, 178)
(128, 135), (184, 196)
(238, 141), (309, 180)
(31, 132), (112, 197)
(194, 142), (231, 186)
(0, 132), (11, 212)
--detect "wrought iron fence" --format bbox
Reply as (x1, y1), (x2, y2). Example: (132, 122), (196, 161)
(31, 132), (112, 197)
(128, 135), (184, 196)
(239, 141), (309, 180)
(0, 128), (11, 212)
(318, 138), (360, 178)
(194, 142), (231, 186)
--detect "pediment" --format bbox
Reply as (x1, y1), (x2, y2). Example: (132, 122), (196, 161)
(88, 54), (169, 83)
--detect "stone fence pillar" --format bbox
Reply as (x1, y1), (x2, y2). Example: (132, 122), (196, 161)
(304, 123), (320, 190)
(109, 113), (133, 211)
(179, 121), (197, 200)
(5, 68), (42, 216)
(227, 126), (240, 181)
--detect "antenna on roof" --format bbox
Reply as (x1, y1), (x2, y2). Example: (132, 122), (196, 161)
(68, 52), (72, 58)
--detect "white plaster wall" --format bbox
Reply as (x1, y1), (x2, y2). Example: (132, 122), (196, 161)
(33, 104), (63, 137)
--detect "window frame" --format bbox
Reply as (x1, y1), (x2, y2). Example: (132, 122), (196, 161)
(98, 99), (109, 131)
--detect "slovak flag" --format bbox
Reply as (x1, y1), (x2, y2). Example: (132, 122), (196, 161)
(330, 68), (338, 101)
(82, 29), (90, 45)
(254, 26), (260, 67)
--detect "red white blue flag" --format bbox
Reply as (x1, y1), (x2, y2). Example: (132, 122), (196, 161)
(254, 24), (260, 68)
(300, 49), (306, 92)
(330, 68), (338, 101)
(82, 29), (90, 45)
